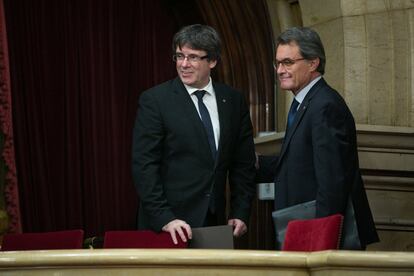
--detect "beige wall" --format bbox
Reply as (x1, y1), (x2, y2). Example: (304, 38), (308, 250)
(267, 0), (414, 128)
(299, 0), (414, 127)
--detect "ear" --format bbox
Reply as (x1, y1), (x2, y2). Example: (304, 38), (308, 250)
(309, 57), (320, 72)
(209, 60), (218, 69)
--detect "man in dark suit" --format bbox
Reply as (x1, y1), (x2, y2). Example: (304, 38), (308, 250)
(256, 27), (379, 249)
(132, 24), (256, 244)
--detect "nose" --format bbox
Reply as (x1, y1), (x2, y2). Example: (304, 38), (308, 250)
(276, 63), (286, 74)
(181, 58), (191, 67)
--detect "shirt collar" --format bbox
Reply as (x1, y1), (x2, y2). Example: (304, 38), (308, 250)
(185, 77), (215, 96)
(295, 75), (322, 104)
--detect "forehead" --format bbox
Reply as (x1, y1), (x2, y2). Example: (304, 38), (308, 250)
(276, 42), (300, 58)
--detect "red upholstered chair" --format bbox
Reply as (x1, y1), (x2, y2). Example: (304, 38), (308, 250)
(1, 229), (84, 251)
(103, 230), (187, 249)
(282, 214), (343, 252)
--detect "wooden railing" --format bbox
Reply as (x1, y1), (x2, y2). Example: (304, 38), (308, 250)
(0, 249), (413, 275)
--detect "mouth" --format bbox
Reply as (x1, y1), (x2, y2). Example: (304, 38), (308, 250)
(278, 76), (290, 82)
(180, 70), (192, 75)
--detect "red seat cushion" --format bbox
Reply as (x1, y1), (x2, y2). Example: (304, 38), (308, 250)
(283, 214), (343, 252)
(103, 230), (187, 249)
(1, 229), (84, 251)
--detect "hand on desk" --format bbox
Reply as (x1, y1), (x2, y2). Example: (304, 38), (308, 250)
(162, 219), (192, 245)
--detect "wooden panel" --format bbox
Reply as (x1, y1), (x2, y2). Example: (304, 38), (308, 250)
(196, 0), (276, 134)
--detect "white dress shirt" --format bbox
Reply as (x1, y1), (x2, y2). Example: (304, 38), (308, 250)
(184, 78), (220, 150)
(294, 75), (322, 108)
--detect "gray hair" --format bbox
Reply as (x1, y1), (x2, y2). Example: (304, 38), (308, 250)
(172, 24), (221, 61)
(277, 27), (326, 74)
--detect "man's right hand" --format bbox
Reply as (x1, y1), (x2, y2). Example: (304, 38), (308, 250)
(162, 219), (192, 244)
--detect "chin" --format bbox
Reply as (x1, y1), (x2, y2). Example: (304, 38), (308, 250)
(279, 81), (290, 90)
(280, 86), (292, 91)
(179, 77), (193, 86)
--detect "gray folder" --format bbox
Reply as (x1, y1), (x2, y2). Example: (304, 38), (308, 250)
(189, 225), (234, 249)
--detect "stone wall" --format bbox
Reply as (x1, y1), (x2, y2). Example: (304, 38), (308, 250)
(299, 0), (414, 127)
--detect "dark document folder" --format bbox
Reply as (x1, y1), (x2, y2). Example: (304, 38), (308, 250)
(189, 225), (234, 249)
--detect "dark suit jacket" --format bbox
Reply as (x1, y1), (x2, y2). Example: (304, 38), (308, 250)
(132, 77), (256, 232)
(257, 78), (379, 248)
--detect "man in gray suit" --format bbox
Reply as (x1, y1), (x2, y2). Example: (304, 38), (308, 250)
(256, 27), (379, 249)
(132, 24), (256, 244)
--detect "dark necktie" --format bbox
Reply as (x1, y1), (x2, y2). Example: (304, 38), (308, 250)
(194, 90), (217, 160)
(287, 98), (299, 130)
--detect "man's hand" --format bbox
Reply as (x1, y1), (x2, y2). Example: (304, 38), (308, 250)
(228, 218), (247, 237)
(162, 219), (192, 244)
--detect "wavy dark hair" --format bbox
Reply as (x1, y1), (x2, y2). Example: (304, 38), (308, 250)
(172, 24), (221, 61)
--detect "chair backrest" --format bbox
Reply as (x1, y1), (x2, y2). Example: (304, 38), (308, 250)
(283, 214), (343, 252)
(1, 229), (84, 251)
(103, 230), (187, 249)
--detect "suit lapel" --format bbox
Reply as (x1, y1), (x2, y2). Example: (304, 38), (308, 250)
(214, 83), (231, 164)
(276, 78), (326, 169)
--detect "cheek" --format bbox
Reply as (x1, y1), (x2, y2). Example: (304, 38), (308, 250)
(296, 72), (308, 85)
(193, 68), (204, 79)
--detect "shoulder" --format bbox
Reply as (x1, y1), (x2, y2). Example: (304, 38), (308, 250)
(310, 79), (355, 123)
(138, 78), (186, 108)
(213, 81), (245, 103)
(312, 79), (348, 108)
(213, 81), (240, 94)
(141, 78), (177, 99)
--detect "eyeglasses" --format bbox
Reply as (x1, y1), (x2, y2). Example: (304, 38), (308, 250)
(273, 58), (306, 69)
(173, 53), (209, 63)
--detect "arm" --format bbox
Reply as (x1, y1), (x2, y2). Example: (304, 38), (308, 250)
(312, 101), (353, 217)
(256, 155), (279, 183)
(132, 92), (185, 235)
(227, 95), (256, 234)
